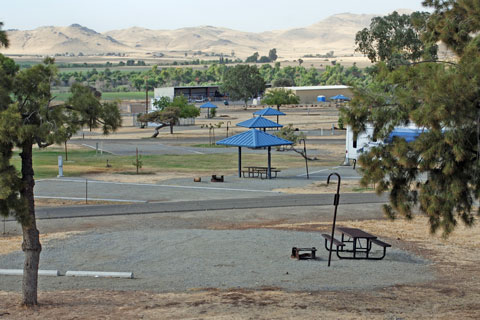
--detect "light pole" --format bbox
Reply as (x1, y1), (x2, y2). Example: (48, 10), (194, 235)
(299, 138), (309, 179)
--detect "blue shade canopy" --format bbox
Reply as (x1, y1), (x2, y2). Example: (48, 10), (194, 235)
(253, 107), (286, 116)
(329, 94), (351, 101)
(217, 129), (293, 148)
(199, 102), (218, 108)
(236, 116), (283, 129)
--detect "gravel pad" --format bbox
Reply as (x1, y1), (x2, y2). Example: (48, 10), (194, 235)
(0, 229), (434, 292)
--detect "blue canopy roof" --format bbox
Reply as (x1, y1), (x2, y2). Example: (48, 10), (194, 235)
(216, 129), (293, 148)
(329, 94), (351, 101)
(236, 116), (283, 129)
(253, 107), (286, 116)
(199, 102), (218, 108)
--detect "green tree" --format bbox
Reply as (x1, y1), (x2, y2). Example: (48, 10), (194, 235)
(221, 65), (265, 109)
(355, 11), (437, 67)
(262, 88), (300, 111)
(245, 52), (259, 63)
(268, 48), (278, 62)
(139, 96), (199, 136)
(258, 56), (271, 63)
(66, 83), (122, 133)
(343, 3), (480, 237)
(0, 56), (121, 306)
(153, 96), (171, 111)
(272, 77), (294, 87)
(0, 22), (9, 48)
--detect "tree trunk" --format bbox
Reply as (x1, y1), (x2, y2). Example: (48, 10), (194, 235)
(20, 142), (41, 306)
(151, 123), (167, 138)
(170, 122), (174, 134)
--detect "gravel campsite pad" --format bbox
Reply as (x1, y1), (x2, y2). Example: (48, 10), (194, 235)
(0, 228), (433, 292)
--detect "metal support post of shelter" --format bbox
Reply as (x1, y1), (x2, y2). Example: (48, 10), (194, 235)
(238, 147), (242, 178)
(267, 146), (271, 179)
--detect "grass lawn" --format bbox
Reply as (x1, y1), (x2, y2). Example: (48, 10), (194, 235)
(11, 146), (327, 179)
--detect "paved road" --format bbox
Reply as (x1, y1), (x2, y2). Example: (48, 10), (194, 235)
(35, 193), (388, 220)
(35, 166), (361, 203)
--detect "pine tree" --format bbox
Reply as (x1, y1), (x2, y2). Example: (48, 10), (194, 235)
(0, 54), (121, 306)
(343, 2), (480, 237)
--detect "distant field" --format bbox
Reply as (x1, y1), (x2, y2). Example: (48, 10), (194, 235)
(52, 91), (154, 101)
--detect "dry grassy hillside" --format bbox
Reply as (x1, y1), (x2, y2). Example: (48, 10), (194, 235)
(4, 24), (128, 55)
(1, 12), (383, 57)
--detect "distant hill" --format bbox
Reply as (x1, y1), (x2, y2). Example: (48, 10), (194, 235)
(4, 24), (129, 55)
(1, 12), (409, 58)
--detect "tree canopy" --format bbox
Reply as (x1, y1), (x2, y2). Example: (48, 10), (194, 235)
(139, 96), (199, 136)
(220, 65), (265, 107)
(343, 3), (480, 237)
(66, 83), (121, 133)
(261, 88), (300, 110)
(355, 11), (438, 67)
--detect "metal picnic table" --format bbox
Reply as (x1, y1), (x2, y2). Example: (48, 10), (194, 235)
(242, 166), (280, 179)
(323, 226), (391, 260)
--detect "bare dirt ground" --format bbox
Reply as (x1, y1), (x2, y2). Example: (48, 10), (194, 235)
(1, 216), (479, 319)
(79, 104), (344, 140)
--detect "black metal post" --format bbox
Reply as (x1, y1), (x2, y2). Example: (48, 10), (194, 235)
(85, 179), (88, 204)
(238, 147), (242, 178)
(299, 139), (309, 179)
(267, 146), (271, 179)
(327, 173), (341, 267)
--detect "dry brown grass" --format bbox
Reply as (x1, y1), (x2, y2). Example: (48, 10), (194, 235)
(0, 231), (83, 256)
(274, 179), (372, 194)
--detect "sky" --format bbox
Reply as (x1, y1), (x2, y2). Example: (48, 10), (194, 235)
(1, 0), (428, 32)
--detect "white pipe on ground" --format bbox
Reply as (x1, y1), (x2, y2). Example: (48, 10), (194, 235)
(65, 271), (134, 279)
(0, 269), (59, 276)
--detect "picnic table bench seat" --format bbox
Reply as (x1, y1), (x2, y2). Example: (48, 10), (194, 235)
(370, 238), (391, 248)
(259, 169), (281, 179)
(367, 238), (391, 260)
(322, 233), (345, 249)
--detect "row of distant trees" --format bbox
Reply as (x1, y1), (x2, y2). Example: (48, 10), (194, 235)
(55, 62), (372, 93)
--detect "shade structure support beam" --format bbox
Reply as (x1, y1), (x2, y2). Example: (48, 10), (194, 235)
(268, 146), (271, 179)
(238, 147), (242, 178)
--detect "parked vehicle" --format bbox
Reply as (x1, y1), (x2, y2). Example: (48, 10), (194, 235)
(345, 124), (425, 162)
